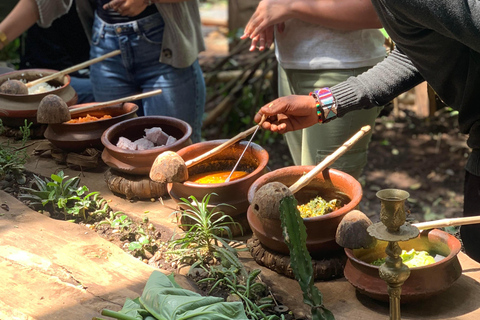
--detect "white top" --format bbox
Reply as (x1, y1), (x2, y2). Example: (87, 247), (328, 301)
(275, 19), (386, 70)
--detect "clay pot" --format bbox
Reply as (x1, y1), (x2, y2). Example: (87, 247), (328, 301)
(168, 140), (269, 229)
(344, 228), (462, 302)
(101, 116), (192, 175)
(44, 102), (138, 152)
(247, 167), (362, 256)
(0, 69), (77, 126)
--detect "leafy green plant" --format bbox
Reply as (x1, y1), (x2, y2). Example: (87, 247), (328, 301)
(0, 119), (32, 184)
(195, 247), (278, 320)
(98, 210), (132, 230)
(19, 170), (108, 222)
(167, 193), (242, 265)
(128, 226), (157, 258)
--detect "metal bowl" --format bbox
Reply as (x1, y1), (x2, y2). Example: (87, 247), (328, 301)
(344, 228), (462, 302)
(44, 102), (139, 152)
(0, 69), (77, 126)
(101, 116), (192, 175)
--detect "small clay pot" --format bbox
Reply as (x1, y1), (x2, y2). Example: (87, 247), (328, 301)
(247, 166), (362, 256)
(343, 228), (462, 302)
(44, 102), (139, 152)
(101, 116), (192, 175)
(0, 69), (77, 127)
(168, 139), (269, 228)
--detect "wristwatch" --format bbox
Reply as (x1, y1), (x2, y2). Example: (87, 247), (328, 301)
(310, 87), (338, 124)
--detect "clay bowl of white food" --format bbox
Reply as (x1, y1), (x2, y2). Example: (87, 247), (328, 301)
(0, 69), (77, 127)
(101, 116), (192, 176)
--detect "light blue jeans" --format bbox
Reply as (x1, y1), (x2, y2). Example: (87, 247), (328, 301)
(89, 12), (205, 142)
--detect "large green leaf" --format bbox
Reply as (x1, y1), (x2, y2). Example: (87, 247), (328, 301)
(139, 271), (248, 320)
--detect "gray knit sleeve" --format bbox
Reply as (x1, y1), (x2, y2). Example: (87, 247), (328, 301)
(35, 0), (72, 28)
(331, 47), (425, 117)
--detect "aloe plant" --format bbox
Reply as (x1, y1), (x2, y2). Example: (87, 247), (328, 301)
(279, 195), (335, 320)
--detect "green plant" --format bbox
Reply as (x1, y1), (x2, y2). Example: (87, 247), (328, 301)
(128, 226), (157, 258)
(19, 170), (107, 222)
(196, 248), (278, 320)
(279, 196), (334, 320)
(98, 210), (131, 230)
(168, 193), (242, 264)
(0, 119), (32, 184)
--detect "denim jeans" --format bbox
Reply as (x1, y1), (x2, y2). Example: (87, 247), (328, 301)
(89, 12), (205, 142)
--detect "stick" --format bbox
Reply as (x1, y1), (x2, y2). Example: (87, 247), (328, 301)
(289, 125), (372, 194)
(26, 50), (121, 88)
(413, 216), (480, 230)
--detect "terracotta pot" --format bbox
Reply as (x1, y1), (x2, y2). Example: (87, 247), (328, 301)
(44, 102), (138, 152)
(247, 167), (362, 256)
(0, 69), (77, 126)
(344, 228), (462, 302)
(101, 116), (192, 175)
(168, 140), (269, 223)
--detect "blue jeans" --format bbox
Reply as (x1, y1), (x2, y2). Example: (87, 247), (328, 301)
(69, 76), (95, 104)
(89, 12), (205, 142)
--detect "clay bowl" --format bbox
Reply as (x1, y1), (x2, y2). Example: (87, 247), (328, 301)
(0, 69), (77, 127)
(44, 102), (139, 152)
(101, 116), (192, 175)
(168, 139), (269, 228)
(247, 167), (362, 257)
(344, 228), (462, 303)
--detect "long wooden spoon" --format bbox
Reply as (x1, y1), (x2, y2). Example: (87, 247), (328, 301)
(150, 120), (266, 184)
(37, 88), (163, 124)
(0, 50), (121, 95)
(251, 125), (372, 219)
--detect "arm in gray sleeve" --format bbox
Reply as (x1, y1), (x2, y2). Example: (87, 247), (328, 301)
(35, 0), (71, 28)
(331, 47), (425, 117)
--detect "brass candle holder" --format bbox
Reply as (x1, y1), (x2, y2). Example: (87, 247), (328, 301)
(367, 189), (419, 320)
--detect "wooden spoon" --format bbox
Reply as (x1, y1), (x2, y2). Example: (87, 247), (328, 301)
(37, 88), (163, 124)
(0, 50), (121, 95)
(150, 121), (265, 184)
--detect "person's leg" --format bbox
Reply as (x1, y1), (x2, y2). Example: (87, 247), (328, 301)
(280, 65), (303, 165)
(128, 13), (205, 142)
(460, 170), (480, 262)
(88, 13), (145, 113)
(283, 67), (382, 178)
(68, 76), (95, 104)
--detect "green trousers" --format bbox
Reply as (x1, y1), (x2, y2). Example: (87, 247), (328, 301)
(280, 65), (383, 179)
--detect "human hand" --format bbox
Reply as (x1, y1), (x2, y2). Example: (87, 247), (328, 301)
(103, 0), (147, 17)
(241, 0), (291, 40)
(254, 95), (319, 134)
(247, 26), (274, 51)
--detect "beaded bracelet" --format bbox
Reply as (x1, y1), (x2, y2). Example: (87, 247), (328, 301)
(310, 87), (338, 124)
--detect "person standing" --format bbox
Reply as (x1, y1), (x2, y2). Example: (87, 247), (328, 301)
(0, 0), (206, 142)
(242, 0), (386, 178)
(252, 0), (480, 262)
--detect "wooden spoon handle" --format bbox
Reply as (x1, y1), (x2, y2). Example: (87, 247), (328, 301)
(185, 125), (257, 168)
(413, 216), (480, 230)
(69, 89), (163, 115)
(26, 50), (121, 88)
(289, 125), (372, 194)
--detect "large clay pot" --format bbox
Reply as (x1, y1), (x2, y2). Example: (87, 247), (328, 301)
(247, 167), (362, 256)
(168, 140), (269, 230)
(44, 102), (139, 152)
(0, 69), (77, 126)
(343, 228), (462, 302)
(101, 116), (192, 176)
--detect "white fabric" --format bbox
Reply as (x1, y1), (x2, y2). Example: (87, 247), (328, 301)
(275, 19), (386, 70)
